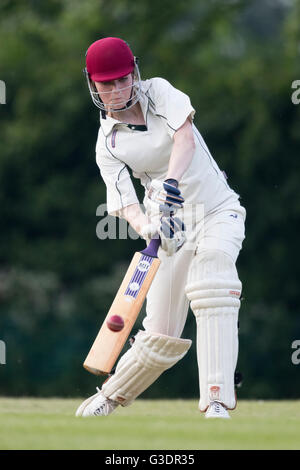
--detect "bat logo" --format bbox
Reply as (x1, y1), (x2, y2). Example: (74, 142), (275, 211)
(124, 257), (152, 298)
(137, 260), (151, 272)
(128, 282), (140, 291)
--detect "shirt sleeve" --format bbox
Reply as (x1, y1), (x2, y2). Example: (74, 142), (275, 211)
(96, 143), (140, 217)
(148, 77), (196, 137)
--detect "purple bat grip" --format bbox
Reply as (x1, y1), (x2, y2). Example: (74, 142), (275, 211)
(140, 236), (161, 258)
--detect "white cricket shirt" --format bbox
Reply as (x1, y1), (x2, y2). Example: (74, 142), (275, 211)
(95, 77), (240, 217)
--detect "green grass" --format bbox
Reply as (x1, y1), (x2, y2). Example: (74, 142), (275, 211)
(0, 398), (299, 450)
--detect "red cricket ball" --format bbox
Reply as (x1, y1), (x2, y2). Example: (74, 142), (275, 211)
(107, 315), (124, 332)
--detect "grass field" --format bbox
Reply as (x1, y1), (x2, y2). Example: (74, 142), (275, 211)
(0, 398), (299, 450)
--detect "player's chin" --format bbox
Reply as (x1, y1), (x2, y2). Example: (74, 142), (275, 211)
(108, 101), (127, 111)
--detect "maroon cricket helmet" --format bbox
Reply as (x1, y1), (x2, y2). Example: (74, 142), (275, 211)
(86, 37), (135, 82)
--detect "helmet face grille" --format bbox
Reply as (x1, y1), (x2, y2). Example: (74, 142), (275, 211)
(84, 61), (142, 113)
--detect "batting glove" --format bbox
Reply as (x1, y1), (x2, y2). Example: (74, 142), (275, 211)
(140, 218), (186, 256)
(147, 179), (184, 215)
(140, 223), (160, 244)
(160, 214), (186, 256)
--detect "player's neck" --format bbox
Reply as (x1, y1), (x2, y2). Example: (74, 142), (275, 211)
(108, 102), (145, 126)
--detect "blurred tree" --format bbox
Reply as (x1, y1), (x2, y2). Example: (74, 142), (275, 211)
(0, 0), (299, 398)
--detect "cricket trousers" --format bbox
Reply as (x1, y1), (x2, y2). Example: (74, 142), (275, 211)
(143, 201), (246, 336)
(141, 201), (246, 409)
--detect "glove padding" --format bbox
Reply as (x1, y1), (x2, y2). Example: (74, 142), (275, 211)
(144, 180), (186, 255)
(147, 179), (184, 214)
(160, 214), (186, 256)
(140, 217), (186, 256)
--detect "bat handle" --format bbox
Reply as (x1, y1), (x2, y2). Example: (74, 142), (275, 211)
(141, 236), (161, 258)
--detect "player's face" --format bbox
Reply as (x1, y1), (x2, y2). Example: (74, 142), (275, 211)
(94, 74), (133, 110)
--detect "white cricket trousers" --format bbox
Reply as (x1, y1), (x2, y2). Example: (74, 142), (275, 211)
(142, 202), (246, 336)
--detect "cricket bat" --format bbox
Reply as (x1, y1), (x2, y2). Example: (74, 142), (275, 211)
(83, 237), (161, 375)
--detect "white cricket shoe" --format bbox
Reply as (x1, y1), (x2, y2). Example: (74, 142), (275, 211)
(75, 387), (119, 417)
(205, 401), (231, 419)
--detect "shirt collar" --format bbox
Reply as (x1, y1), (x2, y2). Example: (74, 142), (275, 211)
(99, 80), (151, 136)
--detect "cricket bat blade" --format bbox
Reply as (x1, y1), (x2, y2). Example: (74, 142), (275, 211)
(83, 238), (161, 375)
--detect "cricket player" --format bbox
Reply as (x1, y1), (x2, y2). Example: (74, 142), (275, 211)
(76, 37), (246, 419)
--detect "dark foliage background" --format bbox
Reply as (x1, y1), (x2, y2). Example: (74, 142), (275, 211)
(0, 0), (299, 399)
